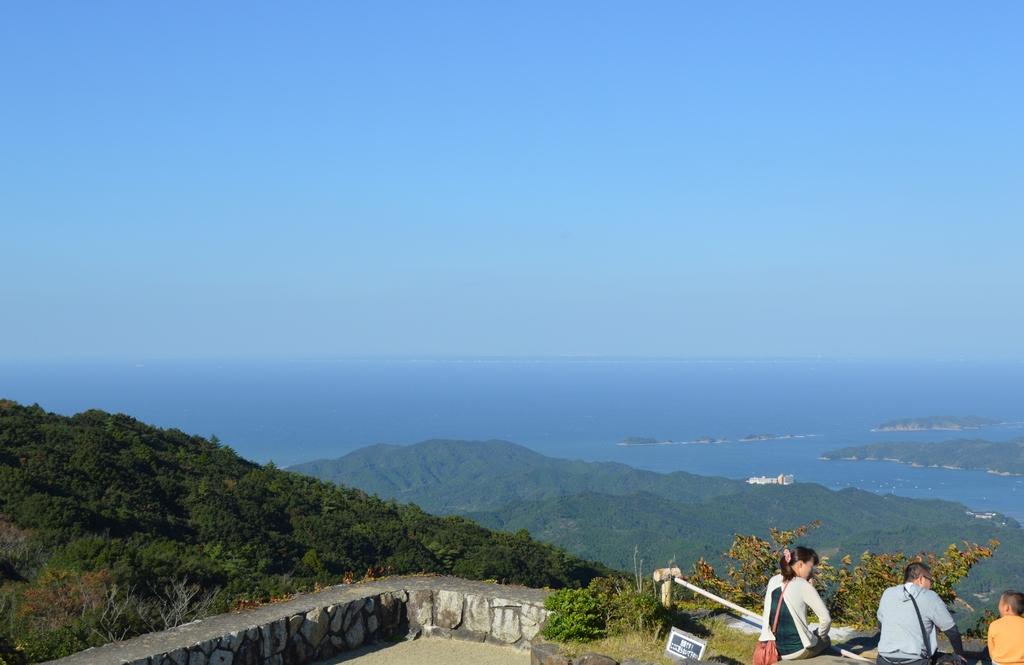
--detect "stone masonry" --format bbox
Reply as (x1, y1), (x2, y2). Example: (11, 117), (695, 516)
(44, 576), (551, 665)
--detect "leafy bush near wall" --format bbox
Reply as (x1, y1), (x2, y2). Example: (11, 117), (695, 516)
(686, 522), (997, 630)
(543, 575), (671, 643)
(543, 587), (606, 641)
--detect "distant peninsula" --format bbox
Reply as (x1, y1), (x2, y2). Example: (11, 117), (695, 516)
(618, 433), (817, 446)
(872, 415), (1001, 432)
(821, 438), (1024, 476)
(618, 435), (728, 447)
(740, 433), (818, 442)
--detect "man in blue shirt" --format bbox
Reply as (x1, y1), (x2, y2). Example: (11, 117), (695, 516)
(877, 562), (966, 665)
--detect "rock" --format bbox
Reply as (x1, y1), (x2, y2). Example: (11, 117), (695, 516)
(208, 649), (234, 665)
(576, 654), (619, 665)
(282, 635), (308, 664)
(330, 601), (349, 633)
(426, 626), (453, 639)
(262, 619), (288, 655)
(345, 614), (366, 649)
(245, 626), (259, 642)
(164, 649), (189, 665)
(342, 601), (362, 631)
(451, 627), (488, 643)
(490, 605), (522, 643)
(434, 589), (464, 629)
(464, 594), (491, 633)
(367, 613), (379, 635)
(314, 640), (339, 662)
(265, 656), (283, 665)
(234, 640), (259, 665)
(330, 635), (346, 649)
(221, 630), (245, 652)
(531, 642), (571, 665)
(407, 589), (434, 627)
(188, 651), (208, 665)
(287, 613), (304, 637)
(364, 597), (376, 614)
(379, 591), (401, 630)
(301, 608), (329, 647)
(620, 660), (658, 665)
(521, 603), (548, 641)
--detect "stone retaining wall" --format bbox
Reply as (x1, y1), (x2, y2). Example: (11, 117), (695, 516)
(45, 576), (551, 665)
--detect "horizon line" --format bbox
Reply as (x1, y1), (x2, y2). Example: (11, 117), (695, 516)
(1, 354), (1021, 364)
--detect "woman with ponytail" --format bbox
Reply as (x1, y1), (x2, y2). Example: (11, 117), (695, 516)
(757, 546), (832, 660)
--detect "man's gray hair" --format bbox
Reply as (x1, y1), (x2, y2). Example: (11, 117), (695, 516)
(904, 561), (932, 583)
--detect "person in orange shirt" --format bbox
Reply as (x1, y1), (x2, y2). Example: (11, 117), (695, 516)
(989, 590), (1024, 665)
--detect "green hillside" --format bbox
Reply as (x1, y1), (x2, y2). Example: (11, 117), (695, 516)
(290, 438), (743, 512)
(0, 401), (606, 660)
(823, 438), (1024, 476)
(292, 439), (1024, 595)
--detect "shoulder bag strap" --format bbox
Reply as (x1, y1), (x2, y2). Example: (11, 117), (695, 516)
(907, 591), (931, 659)
(770, 581), (791, 635)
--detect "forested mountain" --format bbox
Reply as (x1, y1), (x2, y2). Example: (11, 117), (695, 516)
(0, 401), (606, 660)
(823, 438), (1024, 476)
(292, 440), (1024, 594)
(290, 439), (742, 512)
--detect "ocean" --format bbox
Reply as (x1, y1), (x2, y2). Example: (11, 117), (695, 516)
(2, 358), (1022, 521)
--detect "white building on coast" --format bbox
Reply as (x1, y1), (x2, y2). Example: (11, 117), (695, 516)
(747, 474), (795, 486)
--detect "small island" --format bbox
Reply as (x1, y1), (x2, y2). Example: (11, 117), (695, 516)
(692, 436), (728, 444)
(618, 435), (731, 447)
(821, 438), (1024, 476)
(621, 436), (661, 445)
(872, 415), (1001, 432)
(739, 433), (810, 442)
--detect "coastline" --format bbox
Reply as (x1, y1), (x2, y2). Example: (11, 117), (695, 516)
(618, 433), (819, 447)
(820, 455), (1023, 478)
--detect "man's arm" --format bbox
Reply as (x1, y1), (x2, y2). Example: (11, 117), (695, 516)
(942, 625), (965, 657)
(925, 591), (964, 657)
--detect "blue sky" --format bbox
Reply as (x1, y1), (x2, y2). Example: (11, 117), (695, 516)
(2, 2), (1021, 360)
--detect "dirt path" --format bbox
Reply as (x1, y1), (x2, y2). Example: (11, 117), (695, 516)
(317, 639), (530, 664)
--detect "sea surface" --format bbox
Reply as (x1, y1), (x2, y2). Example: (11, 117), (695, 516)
(2, 359), (1022, 521)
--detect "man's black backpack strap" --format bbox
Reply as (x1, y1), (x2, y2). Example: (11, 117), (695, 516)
(907, 590), (965, 665)
(907, 591), (931, 659)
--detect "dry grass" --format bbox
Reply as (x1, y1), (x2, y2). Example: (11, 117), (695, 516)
(555, 614), (757, 665)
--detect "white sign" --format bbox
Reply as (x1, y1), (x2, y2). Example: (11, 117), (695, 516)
(665, 627), (707, 662)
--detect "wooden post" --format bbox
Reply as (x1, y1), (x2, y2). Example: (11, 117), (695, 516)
(653, 566), (682, 608)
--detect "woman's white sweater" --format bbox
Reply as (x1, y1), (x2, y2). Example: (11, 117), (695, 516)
(758, 574), (832, 648)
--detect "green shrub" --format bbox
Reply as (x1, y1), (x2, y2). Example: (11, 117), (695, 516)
(587, 576), (669, 636)
(16, 623), (92, 663)
(543, 587), (606, 641)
